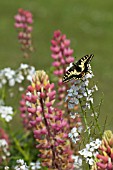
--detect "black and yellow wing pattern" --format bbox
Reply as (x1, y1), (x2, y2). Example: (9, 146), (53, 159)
(63, 54), (94, 83)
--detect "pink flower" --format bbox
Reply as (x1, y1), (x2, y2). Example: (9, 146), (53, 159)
(14, 8), (34, 58)
(24, 70), (74, 169)
(91, 130), (113, 170)
(50, 30), (74, 106)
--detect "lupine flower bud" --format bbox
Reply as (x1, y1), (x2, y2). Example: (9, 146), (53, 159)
(20, 94), (32, 130)
(25, 70), (74, 169)
(14, 8), (34, 58)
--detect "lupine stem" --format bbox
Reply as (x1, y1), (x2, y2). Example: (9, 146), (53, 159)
(40, 98), (56, 169)
(40, 97), (61, 169)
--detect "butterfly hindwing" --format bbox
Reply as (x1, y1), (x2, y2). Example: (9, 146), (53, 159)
(63, 54), (94, 83)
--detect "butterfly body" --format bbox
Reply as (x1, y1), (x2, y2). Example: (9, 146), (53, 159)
(63, 54), (94, 83)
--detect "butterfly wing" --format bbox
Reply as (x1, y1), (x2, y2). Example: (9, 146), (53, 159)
(62, 64), (81, 83)
(83, 54), (94, 73)
(75, 54), (94, 71)
(62, 54), (94, 83)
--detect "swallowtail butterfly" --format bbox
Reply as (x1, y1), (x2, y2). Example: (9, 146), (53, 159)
(63, 54), (94, 83)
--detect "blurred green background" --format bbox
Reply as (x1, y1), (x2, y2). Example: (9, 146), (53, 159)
(0, 0), (113, 130)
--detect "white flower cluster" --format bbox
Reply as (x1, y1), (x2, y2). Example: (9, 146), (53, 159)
(79, 139), (101, 166)
(13, 159), (41, 170)
(14, 159), (28, 170)
(68, 127), (82, 144)
(66, 69), (98, 110)
(0, 139), (10, 161)
(0, 105), (14, 122)
(0, 63), (35, 89)
(72, 155), (82, 169)
(29, 161), (41, 170)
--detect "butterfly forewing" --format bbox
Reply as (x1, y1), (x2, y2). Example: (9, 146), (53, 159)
(63, 54), (94, 83)
(63, 65), (78, 83)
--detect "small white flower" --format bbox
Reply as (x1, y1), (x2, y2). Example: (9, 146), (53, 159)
(4, 166), (9, 170)
(70, 112), (78, 119)
(68, 127), (80, 143)
(90, 147), (95, 152)
(4, 68), (15, 79)
(94, 138), (102, 149)
(30, 160), (41, 169)
(86, 151), (93, 157)
(0, 139), (7, 147)
(71, 127), (77, 133)
(86, 103), (90, 109)
(68, 102), (75, 109)
(5, 115), (13, 122)
(84, 79), (89, 86)
(26, 91), (32, 97)
(14, 159), (28, 170)
(86, 157), (94, 165)
(19, 87), (24, 91)
(17, 159), (25, 164)
(2, 78), (7, 85)
(0, 106), (14, 122)
(20, 165), (27, 170)
(0, 139), (10, 161)
(26, 75), (32, 81)
(9, 78), (15, 86)
(77, 125), (83, 133)
(20, 63), (29, 69)
(79, 138), (101, 165)
(86, 143), (90, 149)
(90, 141), (96, 147)
(89, 97), (93, 103)
(2, 155), (6, 160)
(16, 73), (24, 83)
(72, 155), (82, 169)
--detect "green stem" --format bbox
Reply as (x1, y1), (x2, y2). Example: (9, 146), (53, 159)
(84, 85), (102, 136)
(89, 100), (102, 135)
(13, 137), (29, 161)
(79, 99), (90, 139)
(4, 123), (29, 162)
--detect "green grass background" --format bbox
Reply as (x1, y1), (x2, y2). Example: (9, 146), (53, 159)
(0, 0), (113, 130)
